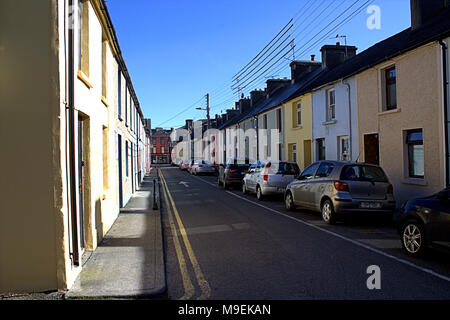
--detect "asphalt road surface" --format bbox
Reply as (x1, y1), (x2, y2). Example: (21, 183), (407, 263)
(158, 166), (450, 300)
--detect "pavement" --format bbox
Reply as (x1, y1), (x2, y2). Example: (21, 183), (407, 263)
(65, 168), (166, 299)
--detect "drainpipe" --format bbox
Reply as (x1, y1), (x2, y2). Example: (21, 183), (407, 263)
(439, 39), (449, 187)
(68, 0), (79, 266)
(254, 116), (259, 161)
(343, 80), (353, 161)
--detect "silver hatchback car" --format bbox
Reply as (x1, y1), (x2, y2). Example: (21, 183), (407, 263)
(284, 161), (396, 224)
(242, 160), (300, 200)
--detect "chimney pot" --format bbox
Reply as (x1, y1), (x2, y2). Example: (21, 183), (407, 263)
(311, 54), (315, 61)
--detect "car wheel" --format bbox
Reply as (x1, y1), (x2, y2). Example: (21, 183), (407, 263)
(242, 182), (247, 194)
(401, 219), (426, 258)
(285, 191), (295, 211)
(256, 186), (264, 200)
(321, 199), (336, 225)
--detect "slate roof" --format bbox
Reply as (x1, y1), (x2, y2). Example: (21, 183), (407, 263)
(219, 6), (450, 131)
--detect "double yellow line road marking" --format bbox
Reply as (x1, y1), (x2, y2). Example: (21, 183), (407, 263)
(159, 169), (211, 300)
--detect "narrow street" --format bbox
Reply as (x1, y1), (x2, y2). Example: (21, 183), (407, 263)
(159, 166), (450, 300)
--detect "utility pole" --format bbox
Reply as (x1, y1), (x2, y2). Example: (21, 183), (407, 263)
(206, 93), (210, 129)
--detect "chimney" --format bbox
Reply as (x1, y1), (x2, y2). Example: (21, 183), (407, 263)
(320, 43), (357, 70)
(238, 97), (251, 114)
(226, 109), (239, 121)
(185, 119), (193, 129)
(290, 60), (321, 84)
(266, 78), (291, 98)
(410, 0), (449, 30)
(250, 89), (266, 107)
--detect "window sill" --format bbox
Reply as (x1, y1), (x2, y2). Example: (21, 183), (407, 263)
(101, 96), (109, 107)
(401, 177), (427, 186)
(378, 108), (401, 116)
(322, 120), (337, 126)
(77, 70), (93, 89)
(293, 125), (303, 130)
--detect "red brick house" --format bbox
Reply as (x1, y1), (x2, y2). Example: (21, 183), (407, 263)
(151, 128), (172, 164)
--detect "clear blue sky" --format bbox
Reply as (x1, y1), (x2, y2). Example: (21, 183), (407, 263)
(106, 0), (411, 129)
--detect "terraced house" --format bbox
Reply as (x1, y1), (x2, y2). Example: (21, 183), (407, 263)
(0, 0), (150, 293)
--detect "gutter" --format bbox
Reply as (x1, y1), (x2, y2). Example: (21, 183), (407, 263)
(439, 39), (449, 187)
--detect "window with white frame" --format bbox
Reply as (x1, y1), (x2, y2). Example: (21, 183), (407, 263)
(326, 89), (335, 121)
(296, 102), (302, 127)
(339, 136), (350, 161)
(292, 144), (297, 162)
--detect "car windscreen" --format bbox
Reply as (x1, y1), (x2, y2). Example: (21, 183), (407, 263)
(340, 165), (388, 183)
(268, 162), (300, 175)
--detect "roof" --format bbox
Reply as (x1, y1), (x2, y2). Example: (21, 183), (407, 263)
(294, 6), (450, 96)
(218, 68), (322, 130)
(219, 7), (450, 130)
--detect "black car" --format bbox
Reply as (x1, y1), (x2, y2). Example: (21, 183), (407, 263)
(218, 158), (250, 190)
(393, 188), (450, 258)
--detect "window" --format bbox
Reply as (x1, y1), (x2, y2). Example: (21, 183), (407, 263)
(326, 89), (335, 121)
(101, 36), (108, 99)
(153, 147), (156, 154)
(125, 85), (128, 125)
(299, 162), (320, 180)
(79, 0), (89, 76)
(291, 144), (297, 162)
(152, 137), (156, 145)
(315, 162), (335, 178)
(161, 147), (165, 154)
(263, 114), (268, 130)
(385, 66), (397, 110)
(125, 141), (129, 177)
(406, 129), (424, 178)
(277, 108), (282, 133)
(118, 68), (122, 119)
(103, 126), (109, 190)
(317, 138), (325, 161)
(296, 102), (302, 127)
(339, 136), (350, 161)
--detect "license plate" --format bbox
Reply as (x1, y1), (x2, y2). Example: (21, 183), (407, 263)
(360, 202), (382, 209)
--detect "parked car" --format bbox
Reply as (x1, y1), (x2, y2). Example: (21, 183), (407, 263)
(186, 159), (195, 173)
(179, 160), (190, 171)
(393, 188), (450, 258)
(242, 160), (300, 200)
(191, 160), (216, 175)
(218, 158), (250, 189)
(284, 161), (396, 224)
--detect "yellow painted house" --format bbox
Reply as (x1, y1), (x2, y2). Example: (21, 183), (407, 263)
(283, 93), (313, 171)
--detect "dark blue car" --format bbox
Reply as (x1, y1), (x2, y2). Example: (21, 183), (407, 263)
(393, 188), (450, 258)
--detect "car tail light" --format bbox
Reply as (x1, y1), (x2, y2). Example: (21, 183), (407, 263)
(264, 162), (271, 181)
(334, 181), (349, 192)
(199, 165), (204, 167)
(387, 184), (393, 194)
(228, 168), (238, 173)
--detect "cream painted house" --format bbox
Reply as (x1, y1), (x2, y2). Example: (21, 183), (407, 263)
(0, 0), (150, 294)
(354, 2), (450, 205)
(283, 93), (313, 171)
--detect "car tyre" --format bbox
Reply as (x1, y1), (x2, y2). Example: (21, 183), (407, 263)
(401, 219), (427, 258)
(321, 199), (336, 225)
(256, 185), (264, 201)
(285, 191), (295, 211)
